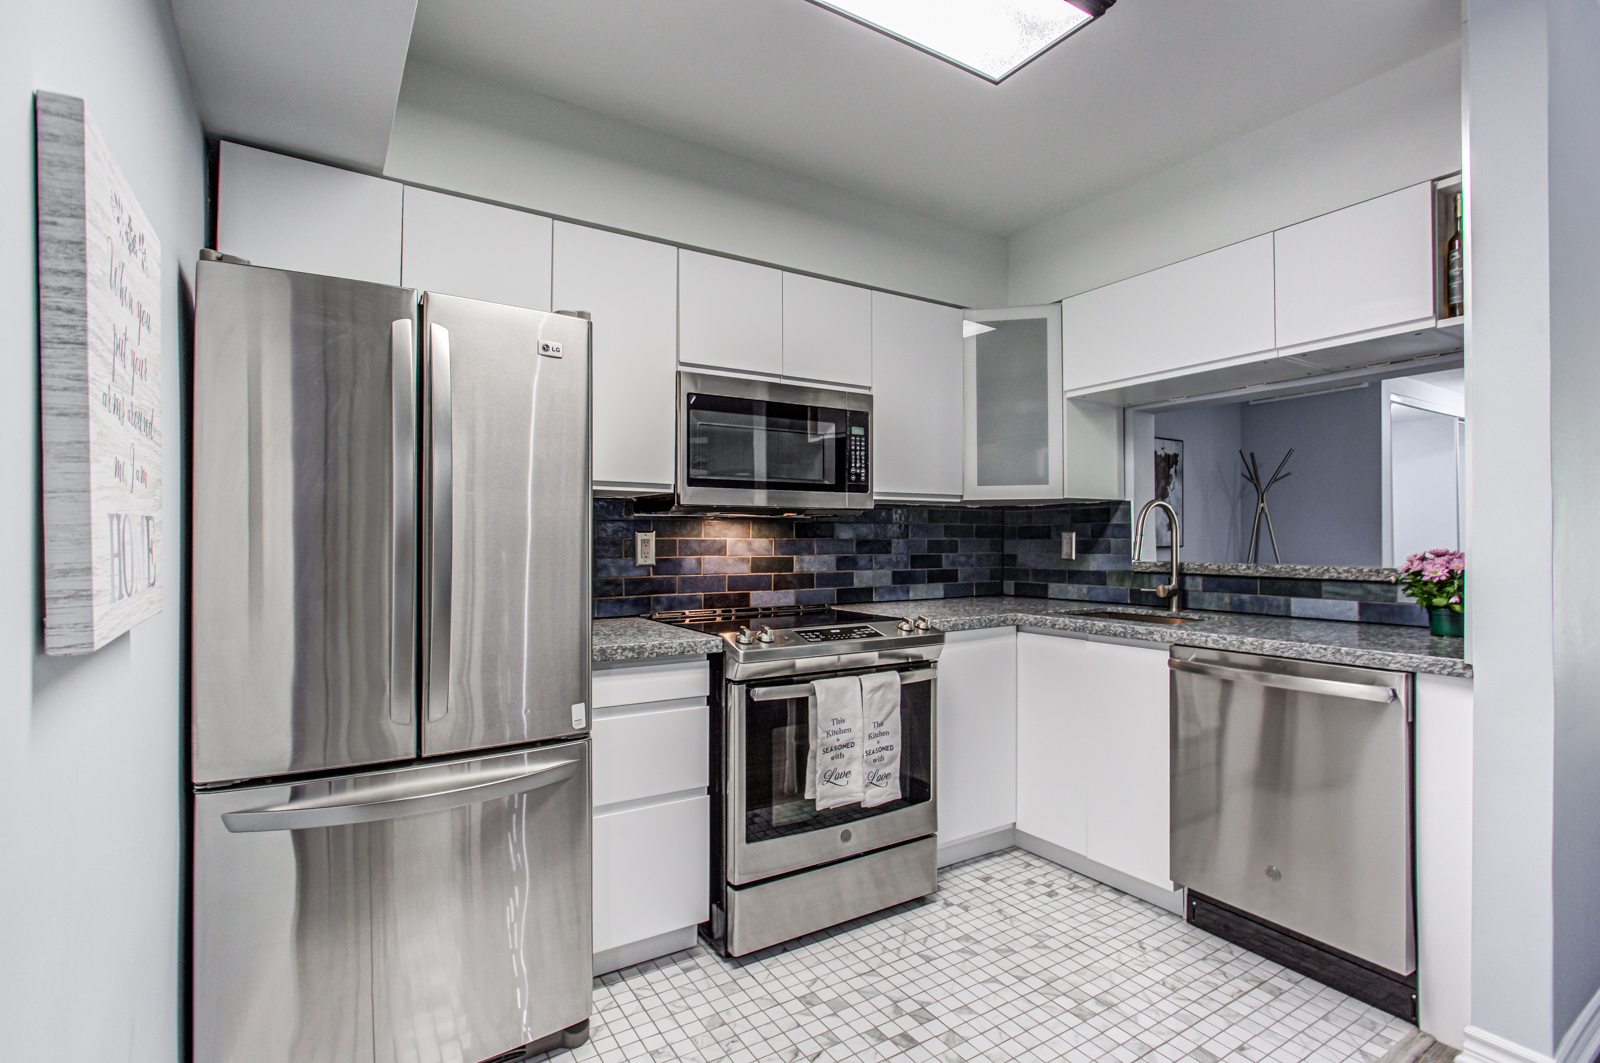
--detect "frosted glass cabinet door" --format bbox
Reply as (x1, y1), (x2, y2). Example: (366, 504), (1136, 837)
(963, 304), (1063, 500)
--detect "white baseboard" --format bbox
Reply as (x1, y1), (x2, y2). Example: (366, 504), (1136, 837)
(1461, 1026), (1555, 1063)
(593, 925), (699, 977)
(937, 826), (1017, 867)
(1556, 982), (1600, 1063)
(1013, 830), (1186, 916)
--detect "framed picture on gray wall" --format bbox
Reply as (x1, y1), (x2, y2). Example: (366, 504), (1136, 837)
(1154, 438), (1184, 548)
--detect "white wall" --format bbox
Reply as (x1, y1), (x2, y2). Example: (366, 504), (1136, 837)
(384, 59), (1007, 308)
(1545, 0), (1600, 1050)
(0, 3), (202, 1061)
(1150, 404), (1244, 563)
(1008, 43), (1462, 305)
(1463, 0), (1557, 1056)
(1237, 387), (1385, 567)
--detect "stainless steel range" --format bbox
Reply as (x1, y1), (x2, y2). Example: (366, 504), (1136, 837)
(652, 605), (943, 957)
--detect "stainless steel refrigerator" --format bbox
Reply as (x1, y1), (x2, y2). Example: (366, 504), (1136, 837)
(189, 257), (593, 1063)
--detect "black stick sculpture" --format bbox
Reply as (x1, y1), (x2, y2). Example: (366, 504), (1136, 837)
(1241, 449), (1293, 563)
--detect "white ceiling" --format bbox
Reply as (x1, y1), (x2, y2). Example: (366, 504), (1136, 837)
(407, 0), (1460, 236)
(170, 0), (418, 170)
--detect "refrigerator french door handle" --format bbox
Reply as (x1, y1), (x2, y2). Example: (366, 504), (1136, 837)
(220, 757), (579, 833)
(426, 322), (453, 724)
(1168, 658), (1398, 703)
(390, 318), (417, 726)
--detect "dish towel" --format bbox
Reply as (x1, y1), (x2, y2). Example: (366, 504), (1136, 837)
(811, 676), (864, 809)
(859, 670), (903, 807)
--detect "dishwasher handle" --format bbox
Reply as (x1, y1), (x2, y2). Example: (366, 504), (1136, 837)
(1168, 658), (1398, 704)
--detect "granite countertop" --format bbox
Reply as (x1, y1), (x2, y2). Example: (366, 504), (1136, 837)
(1132, 560), (1399, 582)
(837, 597), (1471, 678)
(592, 617), (724, 663)
(593, 597), (1470, 677)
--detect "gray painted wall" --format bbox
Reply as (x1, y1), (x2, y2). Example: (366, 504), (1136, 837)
(0, 3), (202, 1060)
(1236, 387), (1384, 567)
(1466, 0), (1558, 1054)
(1547, 0), (1600, 1046)
(1151, 404), (1245, 563)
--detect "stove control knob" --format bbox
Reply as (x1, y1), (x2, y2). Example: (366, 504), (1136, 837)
(756, 625), (776, 643)
(913, 615), (931, 631)
(734, 627), (754, 645)
(896, 617), (915, 632)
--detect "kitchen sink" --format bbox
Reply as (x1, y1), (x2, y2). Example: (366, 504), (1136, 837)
(1072, 610), (1203, 625)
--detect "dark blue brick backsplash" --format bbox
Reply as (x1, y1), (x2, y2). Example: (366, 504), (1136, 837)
(591, 500), (1132, 617)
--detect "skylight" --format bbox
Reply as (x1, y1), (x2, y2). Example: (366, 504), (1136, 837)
(810, 0), (1111, 84)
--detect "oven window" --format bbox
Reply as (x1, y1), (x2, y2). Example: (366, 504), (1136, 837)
(685, 393), (846, 491)
(743, 677), (931, 843)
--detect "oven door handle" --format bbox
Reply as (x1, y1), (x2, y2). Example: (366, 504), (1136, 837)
(748, 666), (936, 702)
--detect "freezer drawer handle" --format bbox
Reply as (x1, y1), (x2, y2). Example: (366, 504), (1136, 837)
(390, 318), (417, 726)
(1168, 658), (1398, 703)
(425, 321), (453, 723)
(220, 757), (578, 833)
(748, 666), (936, 702)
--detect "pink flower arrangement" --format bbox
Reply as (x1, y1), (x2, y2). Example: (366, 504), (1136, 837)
(1396, 548), (1465, 612)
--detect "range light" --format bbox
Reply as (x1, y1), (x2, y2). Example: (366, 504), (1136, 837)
(809, 0), (1114, 84)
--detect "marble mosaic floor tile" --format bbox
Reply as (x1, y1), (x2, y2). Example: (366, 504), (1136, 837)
(531, 848), (1414, 1063)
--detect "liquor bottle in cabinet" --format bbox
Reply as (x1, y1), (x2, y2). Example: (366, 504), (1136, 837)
(1445, 193), (1464, 319)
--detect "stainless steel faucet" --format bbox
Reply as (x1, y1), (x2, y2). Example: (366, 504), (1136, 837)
(1132, 500), (1183, 612)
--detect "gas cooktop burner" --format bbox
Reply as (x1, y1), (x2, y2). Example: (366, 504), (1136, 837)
(649, 604), (874, 636)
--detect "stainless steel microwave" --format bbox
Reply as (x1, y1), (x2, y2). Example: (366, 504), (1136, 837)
(676, 371), (872, 510)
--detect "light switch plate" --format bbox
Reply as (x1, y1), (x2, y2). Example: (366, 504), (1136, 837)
(635, 531), (657, 567)
(1062, 532), (1077, 560)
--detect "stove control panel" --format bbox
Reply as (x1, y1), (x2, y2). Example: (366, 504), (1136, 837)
(796, 625), (883, 643)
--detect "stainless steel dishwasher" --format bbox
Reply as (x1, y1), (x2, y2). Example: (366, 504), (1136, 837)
(1169, 646), (1415, 1020)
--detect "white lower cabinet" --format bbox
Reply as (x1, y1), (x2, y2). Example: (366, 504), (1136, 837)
(935, 628), (1017, 857)
(1015, 631), (1172, 891)
(590, 659), (711, 973)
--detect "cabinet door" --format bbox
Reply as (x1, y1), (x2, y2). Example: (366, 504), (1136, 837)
(1077, 639), (1172, 890)
(872, 293), (964, 500)
(936, 628), (1018, 846)
(1061, 235), (1276, 393)
(400, 187), (551, 310)
(1015, 632), (1086, 853)
(592, 793), (709, 954)
(1275, 183), (1434, 353)
(216, 141), (402, 285)
(678, 249), (782, 375)
(964, 304), (1063, 500)
(554, 223), (680, 489)
(781, 272), (872, 387)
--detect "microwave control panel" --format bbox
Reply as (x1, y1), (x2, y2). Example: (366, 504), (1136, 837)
(847, 411), (869, 488)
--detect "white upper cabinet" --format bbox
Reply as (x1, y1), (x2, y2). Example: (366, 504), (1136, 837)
(554, 223), (679, 490)
(1274, 182), (1435, 353)
(1062, 234), (1276, 394)
(216, 142), (402, 285)
(964, 304), (1063, 500)
(781, 273), (872, 387)
(400, 187), (551, 310)
(872, 292), (964, 499)
(678, 249), (782, 375)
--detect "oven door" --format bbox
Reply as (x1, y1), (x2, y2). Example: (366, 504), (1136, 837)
(726, 666), (935, 885)
(677, 372), (871, 510)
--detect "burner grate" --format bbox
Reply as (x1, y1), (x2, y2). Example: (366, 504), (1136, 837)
(650, 604), (829, 625)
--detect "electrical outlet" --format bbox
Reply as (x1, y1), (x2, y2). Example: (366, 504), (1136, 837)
(635, 531), (657, 567)
(1062, 531), (1077, 560)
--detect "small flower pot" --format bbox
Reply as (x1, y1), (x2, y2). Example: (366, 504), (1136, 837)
(1428, 607), (1464, 638)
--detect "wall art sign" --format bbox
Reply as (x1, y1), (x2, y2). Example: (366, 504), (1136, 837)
(1154, 437), (1184, 549)
(37, 92), (163, 654)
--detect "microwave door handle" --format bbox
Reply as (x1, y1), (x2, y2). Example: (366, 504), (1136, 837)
(426, 322), (453, 723)
(389, 318), (417, 726)
(220, 757), (579, 833)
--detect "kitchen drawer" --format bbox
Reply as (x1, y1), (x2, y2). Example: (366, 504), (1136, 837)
(591, 659), (710, 709)
(592, 702), (709, 807)
(592, 793), (710, 954)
